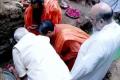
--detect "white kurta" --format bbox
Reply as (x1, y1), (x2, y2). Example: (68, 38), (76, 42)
(13, 33), (71, 80)
(71, 21), (120, 80)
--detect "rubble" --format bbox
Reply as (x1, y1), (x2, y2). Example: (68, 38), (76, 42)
(0, 0), (24, 64)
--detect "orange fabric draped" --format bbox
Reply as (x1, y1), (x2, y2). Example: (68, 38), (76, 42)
(52, 24), (89, 70)
(42, 0), (62, 25)
(24, 0), (62, 35)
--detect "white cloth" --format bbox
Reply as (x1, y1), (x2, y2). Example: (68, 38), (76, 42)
(71, 21), (120, 80)
(100, 0), (120, 12)
(13, 33), (71, 80)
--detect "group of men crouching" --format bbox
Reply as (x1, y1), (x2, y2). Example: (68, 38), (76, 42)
(1, 0), (120, 80)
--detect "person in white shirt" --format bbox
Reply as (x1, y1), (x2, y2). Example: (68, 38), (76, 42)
(71, 2), (120, 80)
(12, 27), (71, 80)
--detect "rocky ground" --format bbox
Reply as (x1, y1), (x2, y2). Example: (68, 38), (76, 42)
(0, 0), (24, 64)
(61, 0), (93, 33)
(109, 59), (120, 80)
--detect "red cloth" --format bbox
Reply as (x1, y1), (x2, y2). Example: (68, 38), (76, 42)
(51, 24), (89, 70)
(24, 0), (62, 35)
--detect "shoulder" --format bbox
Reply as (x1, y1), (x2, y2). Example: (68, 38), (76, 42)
(37, 35), (50, 43)
(12, 47), (20, 55)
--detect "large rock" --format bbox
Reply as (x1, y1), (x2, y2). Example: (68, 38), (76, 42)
(0, 0), (24, 64)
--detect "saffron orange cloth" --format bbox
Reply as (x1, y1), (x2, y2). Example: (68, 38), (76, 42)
(24, 0), (62, 35)
(51, 24), (89, 70)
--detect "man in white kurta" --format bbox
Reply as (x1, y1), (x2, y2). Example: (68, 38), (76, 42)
(71, 2), (120, 80)
(12, 27), (71, 80)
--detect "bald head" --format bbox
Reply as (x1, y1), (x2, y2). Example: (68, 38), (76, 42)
(91, 2), (113, 21)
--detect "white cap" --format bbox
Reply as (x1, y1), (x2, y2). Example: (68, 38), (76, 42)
(14, 27), (29, 42)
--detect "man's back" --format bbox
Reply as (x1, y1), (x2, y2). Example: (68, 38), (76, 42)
(71, 21), (120, 80)
(51, 24), (89, 70)
(14, 33), (71, 80)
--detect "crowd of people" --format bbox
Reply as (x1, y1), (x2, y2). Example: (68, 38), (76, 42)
(0, 0), (120, 80)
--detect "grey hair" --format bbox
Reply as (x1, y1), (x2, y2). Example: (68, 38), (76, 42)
(14, 27), (29, 42)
